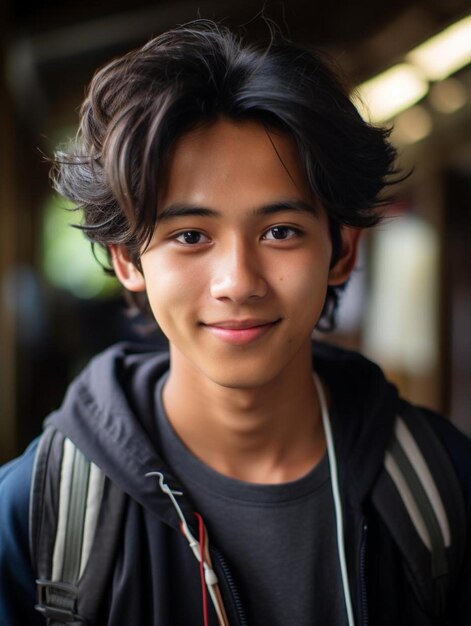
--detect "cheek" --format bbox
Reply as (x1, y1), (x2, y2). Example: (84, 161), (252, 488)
(142, 253), (207, 323)
(275, 253), (330, 309)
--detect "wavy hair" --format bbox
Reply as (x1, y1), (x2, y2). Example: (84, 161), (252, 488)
(52, 20), (400, 330)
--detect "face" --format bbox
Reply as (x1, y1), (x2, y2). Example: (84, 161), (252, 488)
(113, 119), (359, 390)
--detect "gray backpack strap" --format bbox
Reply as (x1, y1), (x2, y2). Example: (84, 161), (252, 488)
(372, 410), (467, 618)
(30, 426), (127, 625)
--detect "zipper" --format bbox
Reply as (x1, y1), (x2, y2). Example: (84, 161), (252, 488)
(358, 519), (369, 626)
(211, 548), (249, 626)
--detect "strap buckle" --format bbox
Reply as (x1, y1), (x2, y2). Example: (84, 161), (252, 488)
(35, 579), (86, 624)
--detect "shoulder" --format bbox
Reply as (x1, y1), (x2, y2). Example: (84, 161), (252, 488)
(0, 438), (38, 533)
(406, 403), (471, 499)
(0, 439), (42, 624)
(417, 412), (471, 624)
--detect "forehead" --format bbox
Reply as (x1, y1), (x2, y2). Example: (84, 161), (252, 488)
(158, 119), (312, 211)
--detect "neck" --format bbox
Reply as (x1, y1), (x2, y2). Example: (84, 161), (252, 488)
(162, 348), (325, 483)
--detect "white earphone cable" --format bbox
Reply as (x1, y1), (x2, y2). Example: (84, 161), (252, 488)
(313, 374), (356, 626)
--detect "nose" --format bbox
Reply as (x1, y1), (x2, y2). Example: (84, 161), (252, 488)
(209, 237), (268, 303)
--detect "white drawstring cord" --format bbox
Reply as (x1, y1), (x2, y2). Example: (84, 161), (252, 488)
(313, 374), (356, 626)
(146, 471), (227, 625)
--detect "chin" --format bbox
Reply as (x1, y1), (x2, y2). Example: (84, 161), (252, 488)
(201, 359), (287, 390)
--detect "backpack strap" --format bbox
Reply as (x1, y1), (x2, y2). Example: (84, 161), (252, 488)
(30, 426), (127, 625)
(372, 410), (467, 617)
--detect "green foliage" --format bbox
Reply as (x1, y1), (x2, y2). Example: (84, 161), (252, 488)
(41, 195), (119, 299)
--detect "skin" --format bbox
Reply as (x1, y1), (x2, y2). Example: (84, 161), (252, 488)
(111, 119), (361, 483)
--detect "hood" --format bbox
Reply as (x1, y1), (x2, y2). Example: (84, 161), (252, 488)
(46, 342), (191, 532)
(46, 340), (400, 528)
(312, 341), (400, 505)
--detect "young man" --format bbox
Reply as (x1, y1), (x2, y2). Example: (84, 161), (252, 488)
(1, 21), (470, 626)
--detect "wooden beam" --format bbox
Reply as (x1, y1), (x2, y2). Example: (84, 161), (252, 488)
(0, 13), (18, 463)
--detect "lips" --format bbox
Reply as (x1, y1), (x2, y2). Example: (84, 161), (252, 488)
(202, 319), (281, 345)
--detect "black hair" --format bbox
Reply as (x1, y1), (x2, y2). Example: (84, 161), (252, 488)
(52, 19), (400, 330)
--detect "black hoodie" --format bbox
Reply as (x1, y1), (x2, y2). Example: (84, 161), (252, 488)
(2, 340), (470, 625)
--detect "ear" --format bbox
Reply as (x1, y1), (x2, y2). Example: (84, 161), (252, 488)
(328, 227), (362, 286)
(109, 245), (146, 292)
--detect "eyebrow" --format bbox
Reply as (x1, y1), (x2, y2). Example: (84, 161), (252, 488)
(156, 200), (319, 223)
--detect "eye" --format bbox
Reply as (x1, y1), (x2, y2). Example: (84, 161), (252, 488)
(262, 226), (301, 241)
(174, 230), (210, 245)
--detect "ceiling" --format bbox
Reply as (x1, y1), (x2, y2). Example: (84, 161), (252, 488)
(3, 0), (471, 131)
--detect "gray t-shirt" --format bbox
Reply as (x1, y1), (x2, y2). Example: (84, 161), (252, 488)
(155, 376), (348, 625)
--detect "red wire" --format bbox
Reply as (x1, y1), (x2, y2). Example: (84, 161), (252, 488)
(194, 512), (209, 626)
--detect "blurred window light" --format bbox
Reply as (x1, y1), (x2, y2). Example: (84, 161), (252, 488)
(354, 64), (428, 122)
(364, 214), (439, 374)
(428, 77), (468, 113)
(406, 15), (471, 81)
(392, 105), (433, 145)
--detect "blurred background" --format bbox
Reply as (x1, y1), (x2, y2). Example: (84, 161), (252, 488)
(1, 0), (470, 463)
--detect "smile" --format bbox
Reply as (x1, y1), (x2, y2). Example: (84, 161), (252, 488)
(202, 319), (281, 345)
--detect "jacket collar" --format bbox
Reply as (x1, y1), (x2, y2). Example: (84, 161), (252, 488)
(47, 340), (400, 528)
